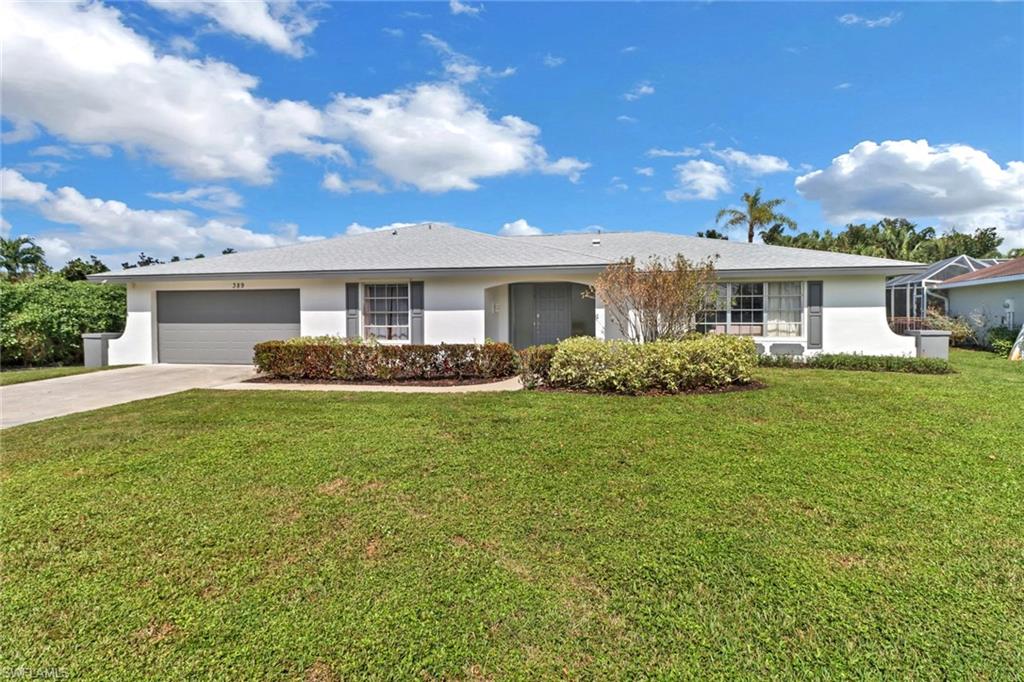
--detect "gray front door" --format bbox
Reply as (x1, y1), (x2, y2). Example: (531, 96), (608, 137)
(533, 284), (571, 345)
(157, 289), (300, 364)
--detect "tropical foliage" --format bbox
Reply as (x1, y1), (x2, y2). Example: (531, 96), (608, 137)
(0, 237), (49, 280)
(59, 255), (109, 281)
(715, 188), (797, 244)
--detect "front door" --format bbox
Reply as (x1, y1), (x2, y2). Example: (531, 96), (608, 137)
(533, 283), (571, 345)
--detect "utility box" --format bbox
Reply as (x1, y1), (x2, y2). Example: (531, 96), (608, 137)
(82, 332), (121, 367)
(904, 329), (951, 361)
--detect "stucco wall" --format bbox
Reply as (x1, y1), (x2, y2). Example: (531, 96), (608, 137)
(946, 281), (1022, 335)
(106, 271), (913, 363)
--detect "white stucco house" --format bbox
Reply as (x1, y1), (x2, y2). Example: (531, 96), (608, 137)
(88, 223), (925, 364)
(934, 257), (1023, 339)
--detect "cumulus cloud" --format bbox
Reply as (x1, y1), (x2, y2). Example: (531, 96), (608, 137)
(796, 139), (1024, 247)
(449, 0), (482, 16)
(646, 147), (701, 158)
(2, 1), (342, 184)
(345, 221), (420, 236)
(148, 185), (244, 212)
(320, 172), (384, 195)
(634, 166), (654, 177)
(1, 168), (313, 259)
(499, 218), (543, 236)
(710, 147), (792, 175)
(146, 0), (319, 57)
(422, 33), (514, 83)
(623, 81), (655, 101)
(325, 83), (588, 191)
(665, 160), (731, 201)
(837, 12), (902, 28)
(543, 54), (566, 68)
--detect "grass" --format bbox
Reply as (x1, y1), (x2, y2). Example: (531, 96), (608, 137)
(1, 349), (1021, 679)
(0, 364), (129, 386)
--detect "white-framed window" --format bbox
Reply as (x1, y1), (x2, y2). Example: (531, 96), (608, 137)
(697, 282), (804, 337)
(363, 283), (410, 341)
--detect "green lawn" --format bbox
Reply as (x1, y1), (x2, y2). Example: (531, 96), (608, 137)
(2, 350), (1021, 679)
(0, 364), (128, 386)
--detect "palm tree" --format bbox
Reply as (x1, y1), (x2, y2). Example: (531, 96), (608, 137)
(716, 188), (797, 244)
(0, 236), (48, 280)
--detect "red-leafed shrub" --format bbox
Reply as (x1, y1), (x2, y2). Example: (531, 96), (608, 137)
(253, 337), (519, 382)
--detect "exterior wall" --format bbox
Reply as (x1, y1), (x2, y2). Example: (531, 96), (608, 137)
(946, 281), (1022, 336)
(106, 271), (913, 364)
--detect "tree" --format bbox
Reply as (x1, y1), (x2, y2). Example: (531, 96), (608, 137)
(222, 248), (237, 255)
(696, 229), (729, 240)
(592, 254), (719, 342)
(716, 188), (797, 244)
(0, 236), (49, 280)
(60, 255), (109, 281)
(121, 253), (163, 270)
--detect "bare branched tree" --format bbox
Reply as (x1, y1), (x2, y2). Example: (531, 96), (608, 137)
(592, 254), (719, 342)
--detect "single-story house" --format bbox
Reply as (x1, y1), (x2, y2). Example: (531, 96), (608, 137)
(88, 223), (925, 364)
(933, 257), (1023, 338)
(885, 254), (1002, 319)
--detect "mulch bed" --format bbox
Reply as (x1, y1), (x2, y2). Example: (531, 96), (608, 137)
(245, 376), (514, 387)
(532, 380), (766, 397)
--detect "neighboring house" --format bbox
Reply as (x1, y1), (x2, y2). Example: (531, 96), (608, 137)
(88, 223), (924, 364)
(933, 257), (1024, 338)
(885, 254), (1002, 319)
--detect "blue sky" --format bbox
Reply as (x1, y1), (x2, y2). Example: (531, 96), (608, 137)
(2, 0), (1022, 267)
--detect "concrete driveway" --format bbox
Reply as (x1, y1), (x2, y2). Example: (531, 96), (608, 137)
(0, 364), (255, 429)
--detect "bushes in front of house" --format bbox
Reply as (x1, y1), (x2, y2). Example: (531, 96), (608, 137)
(986, 326), (1018, 357)
(253, 337), (519, 382)
(0, 275), (126, 366)
(520, 335), (757, 394)
(758, 352), (954, 374)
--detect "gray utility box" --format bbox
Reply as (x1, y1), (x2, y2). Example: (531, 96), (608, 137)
(904, 329), (951, 360)
(82, 332), (121, 367)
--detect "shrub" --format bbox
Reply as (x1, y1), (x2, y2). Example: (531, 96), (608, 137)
(518, 344), (556, 388)
(0, 275), (126, 366)
(253, 337), (519, 382)
(544, 335), (757, 394)
(925, 311), (976, 347)
(758, 353), (953, 374)
(986, 326), (1018, 357)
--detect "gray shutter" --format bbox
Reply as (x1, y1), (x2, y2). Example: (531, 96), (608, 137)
(346, 283), (360, 339)
(807, 281), (823, 349)
(410, 281), (424, 344)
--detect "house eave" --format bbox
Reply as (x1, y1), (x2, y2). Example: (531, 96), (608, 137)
(934, 273), (1024, 290)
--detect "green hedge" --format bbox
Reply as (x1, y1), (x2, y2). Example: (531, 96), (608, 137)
(537, 335), (757, 394)
(986, 326), (1018, 357)
(0, 275), (126, 366)
(758, 352), (954, 374)
(253, 337), (519, 382)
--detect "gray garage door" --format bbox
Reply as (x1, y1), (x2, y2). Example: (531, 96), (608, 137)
(157, 290), (300, 364)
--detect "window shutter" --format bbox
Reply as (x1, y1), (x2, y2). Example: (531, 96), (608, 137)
(807, 281), (823, 349)
(410, 281), (424, 344)
(346, 283), (360, 338)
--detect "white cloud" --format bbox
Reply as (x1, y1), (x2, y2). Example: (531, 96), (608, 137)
(2, 1), (342, 185)
(148, 185), (244, 212)
(449, 0), (482, 16)
(1, 169), (314, 258)
(634, 166), (654, 177)
(543, 54), (566, 68)
(325, 83), (588, 191)
(320, 172), (385, 195)
(608, 176), (629, 192)
(834, 82), (853, 90)
(499, 218), (542, 236)
(616, 115), (638, 124)
(345, 221), (419, 236)
(382, 27), (404, 38)
(710, 147), (792, 175)
(623, 81), (655, 101)
(1, 168), (51, 203)
(665, 160), (731, 201)
(796, 139), (1024, 247)
(621, 46), (637, 54)
(422, 33), (514, 83)
(646, 147), (701, 158)
(37, 236), (73, 261)
(30, 145), (75, 159)
(146, 0), (318, 57)
(837, 12), (902, 28)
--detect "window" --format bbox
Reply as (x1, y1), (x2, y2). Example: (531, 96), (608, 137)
(698, 282), (803, 337)
(363, 283), (409, 341)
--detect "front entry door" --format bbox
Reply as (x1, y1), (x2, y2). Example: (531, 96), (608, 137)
(533, 284), (571, 345)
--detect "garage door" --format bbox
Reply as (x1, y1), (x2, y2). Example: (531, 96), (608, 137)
(157, 290), (300, 364)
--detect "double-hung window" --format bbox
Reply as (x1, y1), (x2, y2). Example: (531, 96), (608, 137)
(363, 283), (409, 341)
(698, 282), (804, 337)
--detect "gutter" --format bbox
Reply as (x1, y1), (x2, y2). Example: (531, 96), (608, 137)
(933, 273), (1024, 290)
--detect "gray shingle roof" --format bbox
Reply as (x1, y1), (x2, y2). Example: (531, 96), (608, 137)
(93, 223), (924, 280)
